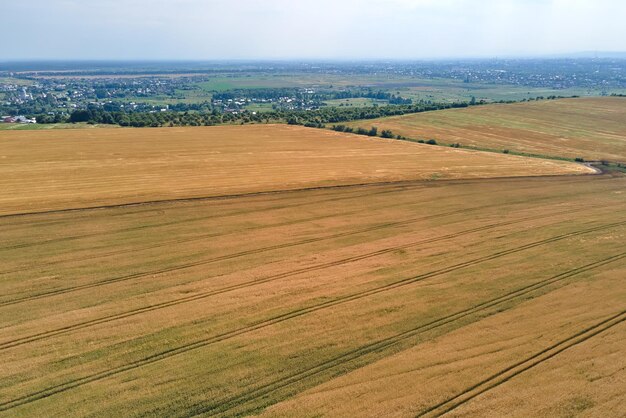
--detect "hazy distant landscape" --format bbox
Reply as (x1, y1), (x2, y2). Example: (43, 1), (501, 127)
(1, 0), (625, 417)
(2, 59), (625, 127)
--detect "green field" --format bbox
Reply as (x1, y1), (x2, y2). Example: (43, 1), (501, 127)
(397, 80), (614, 103)
(193, 74), (625, 102)
(245, 103), (275, 113)
(195, 75), (319, 91)
(323, 98), (389, 107)
(0, 77), (35, 86)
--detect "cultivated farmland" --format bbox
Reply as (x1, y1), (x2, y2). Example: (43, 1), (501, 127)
(0, 125), (624, 417)
(346, 97), (626, 161)
(0, 125), (590, 215)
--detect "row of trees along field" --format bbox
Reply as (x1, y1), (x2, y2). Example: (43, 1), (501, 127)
(58, 101), (471, 127)
(212, 88), (413, 104)
(33, 93), (578, 127)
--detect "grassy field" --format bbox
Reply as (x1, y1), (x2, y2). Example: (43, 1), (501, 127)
(193, 73), (365, 91)
(1, 173), (624, 416)
(394, 79), (619, 103)
(245, 103), (276, 113)
(0, 77), (35, 86)
(323, 98), (389, 107)
(193, 75), (622, 103)
(346, 97), (626, 162)
(0, 123), (623, 417)
(0, 125), (590, 215)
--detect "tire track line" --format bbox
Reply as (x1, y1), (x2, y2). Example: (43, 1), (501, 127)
(1, 235), (624, 412)
(0, 205), (379, 275)
(188, 253), (626, 416)
(1, 175), (604, 251)
(0, 177), (481, 220)
(2, 195), (614, 307)
(0, 187), (567, 273)
(1, 202), (610, 309)
(417, 310), (626, 417)
(0, 185), (385, 232)
(0, 184), (485, 273)
(0, 211), (445, 305)
(0, 206), (608, 349)
(0, 185), (407, 251)
(0, 175), (605, 245)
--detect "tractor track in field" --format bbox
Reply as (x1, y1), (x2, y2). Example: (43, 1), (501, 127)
(0, 178), (477, 220)
(0, 184), (397, 232)
(1, 174), (595, 235)
(2, 174), (589, 252)
(0, 185), (411, 251)
(186, 253), (626, 416)
(0, 183), (499, 276)
(1, 204), (477, 304)
(1, 230), (624, 412)
(1, 186), (612, 306)
(0, 185), (584, 275)
(0, 172), (605, 221)
(0, 204), (612, 350)
(417, 310), (626, 417)
(0, 204), (385, 275)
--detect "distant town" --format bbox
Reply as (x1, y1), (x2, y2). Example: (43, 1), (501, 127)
(1, 59), (625, 125)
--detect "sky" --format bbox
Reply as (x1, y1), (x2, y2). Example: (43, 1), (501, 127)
(2, 0), (625, 60)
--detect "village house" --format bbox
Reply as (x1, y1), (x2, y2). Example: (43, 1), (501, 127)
(17, 116), (37, 123)
(1, 115), (37, 124)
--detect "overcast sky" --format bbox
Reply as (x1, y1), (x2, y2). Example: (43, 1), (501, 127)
(3, 0), (625, 60)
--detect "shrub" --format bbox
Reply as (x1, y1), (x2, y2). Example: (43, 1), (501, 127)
(426, 139), (437, 145)
(575, 157), (585, 162)
(503, 149), (510, 154)
(367, 127), (378, 137)
(381, 129), (394, 138)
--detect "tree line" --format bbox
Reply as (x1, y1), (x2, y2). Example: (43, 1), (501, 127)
(212, 88), (413, 104)
(56, 101), (470, 127)
(28, 93), (582, 127)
